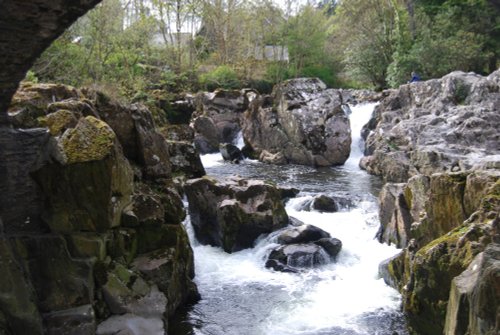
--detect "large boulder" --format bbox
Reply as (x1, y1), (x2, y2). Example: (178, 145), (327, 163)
(266, 224), (342, 273)
(376, 183), (412, 248)
(191, 89), (257, 154)
(361, 70), (500, 182)
(266, 225), (342, 272)
(34, 116), (133, 233)
(311, 194), (339, 213)
(276, 225), (330, 245)
(192, 115), (220, 153)
(267, 244), (330, 270)
(167, 140), (206, 179)
(184, 176), (289, 252)
(242, 78), (351, 166)
(101, 263), (167, 317)
(132, 245), (199, 318)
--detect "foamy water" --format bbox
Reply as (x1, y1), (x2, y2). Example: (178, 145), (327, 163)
(178, 103), (407, 335)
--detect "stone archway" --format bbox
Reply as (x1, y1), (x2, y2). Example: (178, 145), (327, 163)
(0, 0), (103, 121)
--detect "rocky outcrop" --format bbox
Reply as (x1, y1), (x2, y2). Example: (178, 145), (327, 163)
(0, 84), (198, 335)
(191, 89), (257, 153)
(377, 170), (497, 249)
(361, 70), (500, 182)
(158, 124), (206, 179)
(444, 243), (500, 335)
(184, 176), (289, 253)
(242, 78), (351, 166)
(266, 225), (342, 272)
(379, 168), (499, 335)
(167, 140), (206, 179)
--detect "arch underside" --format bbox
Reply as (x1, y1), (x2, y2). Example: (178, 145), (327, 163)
(0, 0), (103, 120)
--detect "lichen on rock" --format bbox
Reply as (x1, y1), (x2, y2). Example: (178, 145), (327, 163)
(59, 116), (116, 164)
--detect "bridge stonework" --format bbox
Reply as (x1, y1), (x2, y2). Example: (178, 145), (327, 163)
(0, 0), (102, 121)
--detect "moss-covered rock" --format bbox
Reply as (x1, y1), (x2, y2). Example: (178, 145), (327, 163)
(4, 82), (198, 334)
(136, 224), (187, 255)
(101, 263), (167, 317)
(381, 171), (499, 335)
(405, 222), (491, 334)
(38, 109), (79, 136)
(34, 119), (133, 233)
(65, 233), (108, 261)
(7, 83), (81, 128)
(132, 229), (199, 318)
(59, 116), (116, 164)
(410, 172), (468, 247)
(107, 228), (138, 265)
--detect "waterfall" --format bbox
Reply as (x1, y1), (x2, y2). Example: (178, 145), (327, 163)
(343, 102), (378, 169)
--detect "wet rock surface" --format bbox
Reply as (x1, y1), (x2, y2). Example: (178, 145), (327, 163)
(361, 70), (500, 182)
(219, 143), (244, 163)
(184, 176), (289, 253)
(266, 225), (342, 272)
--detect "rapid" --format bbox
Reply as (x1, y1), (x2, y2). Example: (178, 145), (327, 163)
(172, 103), (408, 335)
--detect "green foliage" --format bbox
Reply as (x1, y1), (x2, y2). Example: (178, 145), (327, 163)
(387, 1), (497, 87)
(199, 66), (241, 91)
(24, 71), (39, 83)
(300, 65), (338, 87)
(332, 0), (399, 89)
(28, 0), (499, 97)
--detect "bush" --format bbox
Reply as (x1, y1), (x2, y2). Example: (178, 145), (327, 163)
(199, 66), (241, 91)
(23, 70), (39, 83)
(300, 65), (338, 88)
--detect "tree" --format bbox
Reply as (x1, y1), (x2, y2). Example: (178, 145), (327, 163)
(332, 0), (400, 89)
(151, 0), (202, 73)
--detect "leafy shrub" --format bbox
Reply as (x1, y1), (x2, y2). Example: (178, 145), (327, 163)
(23, 70), (39, 83)
(199, 66), (241, 91)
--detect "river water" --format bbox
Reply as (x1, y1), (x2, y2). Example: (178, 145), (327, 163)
(172, 103), (408, 335)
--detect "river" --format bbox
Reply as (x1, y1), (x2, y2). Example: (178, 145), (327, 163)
(171, 103), (408, 335)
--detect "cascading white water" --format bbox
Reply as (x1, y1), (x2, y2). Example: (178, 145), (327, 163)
(234, 131), (245, 149)
(343, 102), (378, 169)
(180, 103), (407, 335)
